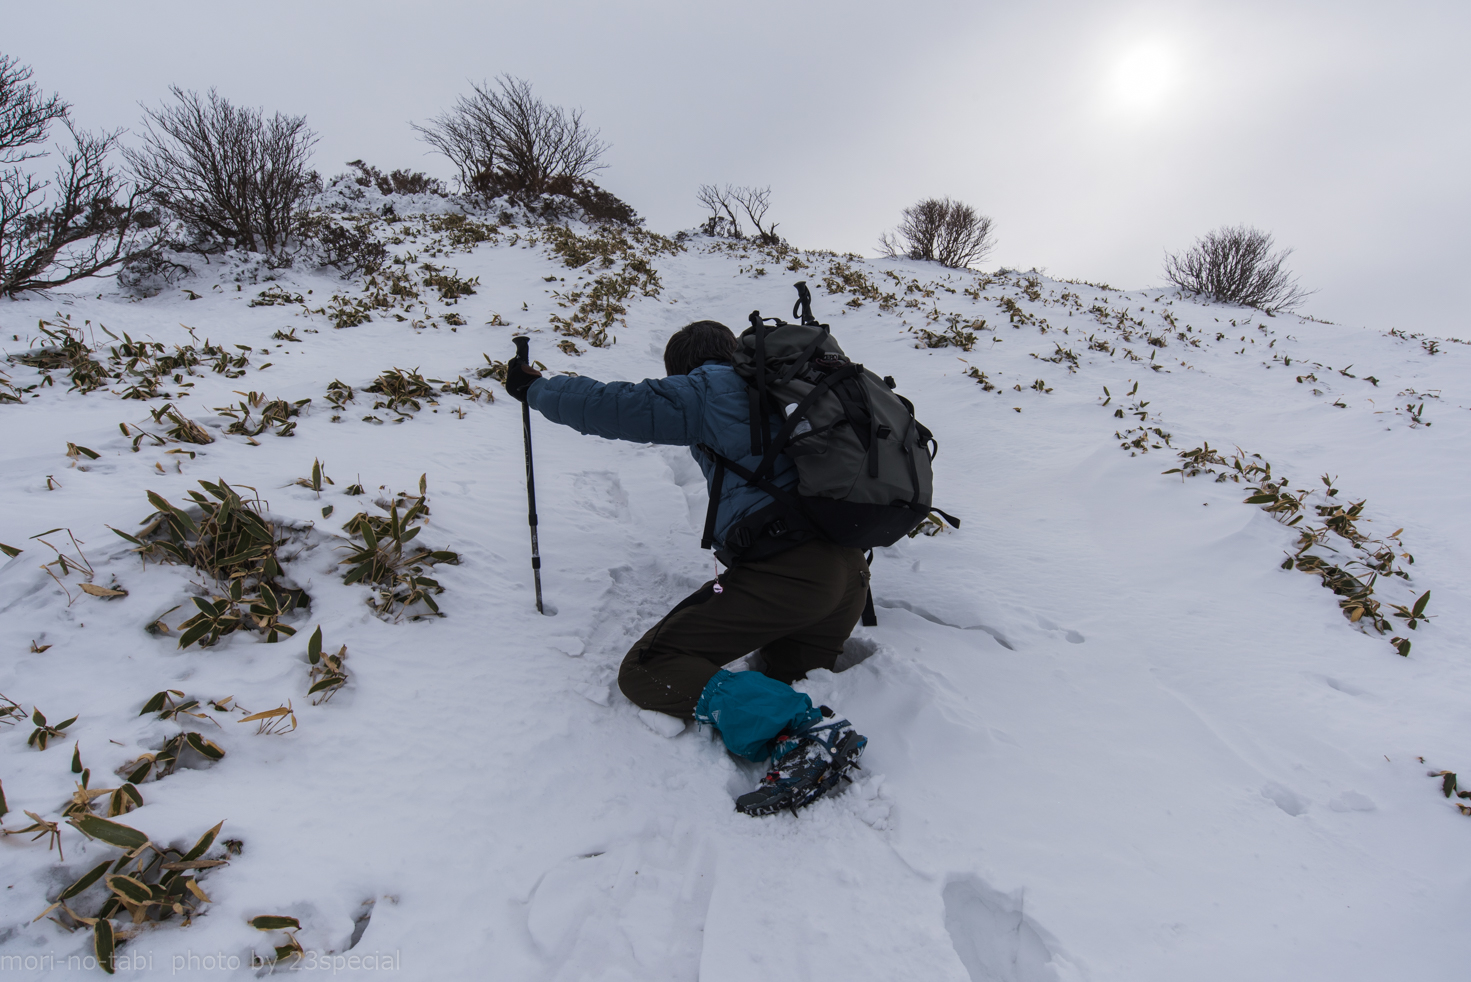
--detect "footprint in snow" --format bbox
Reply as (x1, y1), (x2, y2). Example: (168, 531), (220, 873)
(571, 470), (630, 521)
(942, 876), (1081, 982)
(525, 829), (716, 980)
(1260, 781), (1308, 816)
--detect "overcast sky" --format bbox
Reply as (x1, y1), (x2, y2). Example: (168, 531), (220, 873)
(11, 0), (1468, 333)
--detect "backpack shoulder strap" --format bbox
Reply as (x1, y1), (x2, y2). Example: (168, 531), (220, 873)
(699, 449), (726, 550)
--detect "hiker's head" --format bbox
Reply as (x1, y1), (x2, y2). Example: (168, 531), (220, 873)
(664, 320), (737, 377)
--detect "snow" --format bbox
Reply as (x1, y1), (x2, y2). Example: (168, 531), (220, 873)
(1, 214), (1469, 981)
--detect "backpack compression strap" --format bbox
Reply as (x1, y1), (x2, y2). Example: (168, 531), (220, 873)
(750, 362), (861, 484)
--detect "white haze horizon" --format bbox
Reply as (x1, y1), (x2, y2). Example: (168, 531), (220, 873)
(12, 0), (1468, 336)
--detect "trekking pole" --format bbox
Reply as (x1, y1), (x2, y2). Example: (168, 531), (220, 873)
(513, 336), (544, 614)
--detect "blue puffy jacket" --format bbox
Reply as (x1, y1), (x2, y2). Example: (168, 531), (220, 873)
(525, 360), (797, 552)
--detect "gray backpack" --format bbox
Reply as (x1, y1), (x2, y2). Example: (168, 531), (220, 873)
(700, 282), (958, 572)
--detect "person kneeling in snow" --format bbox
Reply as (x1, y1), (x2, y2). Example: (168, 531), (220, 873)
(504, 320), (868, 815)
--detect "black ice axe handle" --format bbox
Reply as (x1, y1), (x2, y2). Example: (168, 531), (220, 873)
(513, 335), (545, 614)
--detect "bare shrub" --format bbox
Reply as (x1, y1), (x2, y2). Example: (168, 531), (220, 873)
(0, 55), (159, 296)
(126, 87), (318, 254)
(294, 213), (387, 276)
(879, 197), (995, 269)
(345, 159), (445, 197)
(477, 170), (638, 226)
(696, 184), (741, 237)
(415, 75), (607, 195)
(1163, 225), (1310, 311)
(695, 184), (780, 243)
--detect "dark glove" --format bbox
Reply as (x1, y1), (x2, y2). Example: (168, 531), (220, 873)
(504, 357), (543, 403)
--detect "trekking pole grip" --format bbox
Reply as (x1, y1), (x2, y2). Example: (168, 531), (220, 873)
(514, 335), (530, 362)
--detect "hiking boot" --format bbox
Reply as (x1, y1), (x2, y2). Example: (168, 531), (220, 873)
(734, 708), (867, 816)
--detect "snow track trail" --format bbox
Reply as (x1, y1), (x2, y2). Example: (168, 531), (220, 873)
(1, 216), (1468, 980)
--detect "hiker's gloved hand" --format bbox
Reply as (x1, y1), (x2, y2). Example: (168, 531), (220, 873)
(504, 357), (542, 403)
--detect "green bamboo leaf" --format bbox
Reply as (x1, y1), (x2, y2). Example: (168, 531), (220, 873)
(182, 820), (224, 862)
(56, 716), (77, 731)
(71, 742), (82, 773)
(0, 777), (7, 818)
(307, 626), (322, 664)
(1243, 493), (1278, 504)
(185, 732), (225, 760)
(94, 917), (115, 975)
(139, 692), (168, 716)
(250, 915), (301, 931)
(307, 677), (343, 695)
(69, 814), (149, 850)
(0, 542), (22, 559)
(107, 874), (154, 904)
(59, 859), (112, 901)
(177, 621), (214, 650)
(1412, 590), (1430, 617)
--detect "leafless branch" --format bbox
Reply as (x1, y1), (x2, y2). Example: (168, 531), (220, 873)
(125, 87), (317, 254)
(695, 184), (780, 243)
(0, 54), (69, 165)
(414, 75), (607, 195)
(696, 183), (743, 237)
(1163, 225), (1312, 312)
(881, 197), (994, 269)
(731, 185), (779, 244)
(1, 122), (161, 296)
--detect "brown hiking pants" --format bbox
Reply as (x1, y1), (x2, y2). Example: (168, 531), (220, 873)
(617, 540), (870, 718)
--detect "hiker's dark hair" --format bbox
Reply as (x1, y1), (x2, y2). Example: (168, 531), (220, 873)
(664, 320), (737, 376)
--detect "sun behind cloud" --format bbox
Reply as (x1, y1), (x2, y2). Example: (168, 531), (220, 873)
(1105, 39), (1179, 116)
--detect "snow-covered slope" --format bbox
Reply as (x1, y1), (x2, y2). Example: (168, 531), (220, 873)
(1, 213), (1468, 981)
